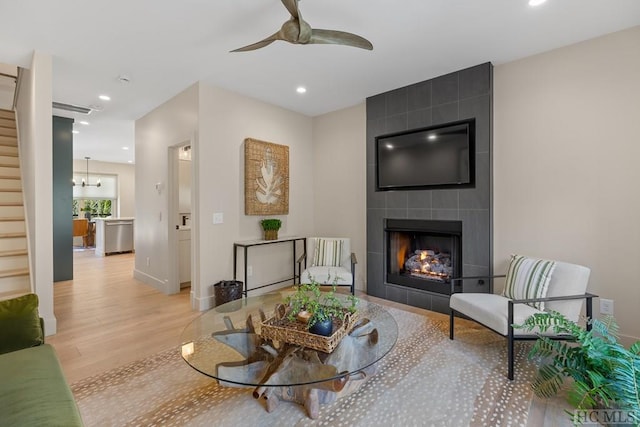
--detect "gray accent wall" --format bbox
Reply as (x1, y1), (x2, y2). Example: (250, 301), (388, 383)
(366, 63), (493, 313)
(53, 116), (73, 282)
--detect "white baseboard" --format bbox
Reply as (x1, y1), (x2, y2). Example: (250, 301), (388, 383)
(133, 269), (170, 294)
(191, 292), (213, 311)
(43, 313), (57, 337)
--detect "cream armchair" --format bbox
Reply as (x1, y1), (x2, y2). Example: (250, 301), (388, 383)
(449, 256), (596, 380)
(297, 237), (357, 294)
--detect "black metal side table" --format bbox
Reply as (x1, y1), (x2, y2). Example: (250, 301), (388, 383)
(233, 236), (306, 296)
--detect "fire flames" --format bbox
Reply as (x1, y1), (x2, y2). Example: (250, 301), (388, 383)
(404, 250), (452, 282)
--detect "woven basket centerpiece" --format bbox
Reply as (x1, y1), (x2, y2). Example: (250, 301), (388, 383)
(260, 307), (359, 353)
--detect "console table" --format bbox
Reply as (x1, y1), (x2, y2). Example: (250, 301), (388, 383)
(233, 236), (306, 295)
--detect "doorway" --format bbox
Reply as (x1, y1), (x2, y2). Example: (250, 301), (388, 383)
(168, 141), (194, 296)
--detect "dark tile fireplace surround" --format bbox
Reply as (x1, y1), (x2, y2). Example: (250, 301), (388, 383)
(366, 63), (493, 315)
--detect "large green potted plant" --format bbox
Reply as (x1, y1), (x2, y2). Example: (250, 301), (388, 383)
(260, 218), (281, 240)
(516, 312), (640, 425)
(285, 278), (358, 336)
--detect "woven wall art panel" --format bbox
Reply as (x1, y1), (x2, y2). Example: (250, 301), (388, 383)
(244, 138), (289, 215)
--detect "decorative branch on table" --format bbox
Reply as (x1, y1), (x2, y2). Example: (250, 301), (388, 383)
(515, 311), (640, 425)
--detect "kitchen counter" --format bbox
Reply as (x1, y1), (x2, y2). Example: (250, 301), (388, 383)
(95, 217), (135, 221)
(94, 218), (135, 256)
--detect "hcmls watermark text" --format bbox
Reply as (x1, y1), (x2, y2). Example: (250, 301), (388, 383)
(573, 409), (638, 425)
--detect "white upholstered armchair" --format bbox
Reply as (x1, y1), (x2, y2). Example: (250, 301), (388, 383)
(297, 237), (357, 295)
(449, 255), (596, 380)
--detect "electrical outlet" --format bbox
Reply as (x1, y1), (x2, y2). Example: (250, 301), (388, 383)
(146, 257), (150, 267)
(247, 266), (253, 277)
(600, 298), (614, 315)
(213, 212), (224, 224)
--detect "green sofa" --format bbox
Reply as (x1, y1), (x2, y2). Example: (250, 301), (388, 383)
(0, 294), (83, 426)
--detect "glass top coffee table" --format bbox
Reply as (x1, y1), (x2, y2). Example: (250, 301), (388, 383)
(180, 291), (398, 418)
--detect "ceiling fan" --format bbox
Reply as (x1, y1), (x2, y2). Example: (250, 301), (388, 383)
(231, 0), (373, 52)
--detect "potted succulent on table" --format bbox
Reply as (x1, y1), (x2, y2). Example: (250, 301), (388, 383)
(260, 218), (282, 240)
(516, 312), (640, 426)
(285, 277), (358, 336)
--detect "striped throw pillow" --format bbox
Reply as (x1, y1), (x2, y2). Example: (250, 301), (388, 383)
(502, 255), (556, 310)
(313, 239), (344, 267)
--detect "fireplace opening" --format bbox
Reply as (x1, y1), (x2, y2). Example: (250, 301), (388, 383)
(404, 249), (453, 282)
(385, 219), (462, 295)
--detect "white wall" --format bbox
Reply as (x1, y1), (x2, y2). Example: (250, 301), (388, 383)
(134, 84), (198, 293)
(195, 84), (314, 309)
(73, 159), (135, 218)
(134, 82), (314, 306)
(312, 103), (367, 290)
(494, 26), (640, 342)
(14, 52), (55, 334)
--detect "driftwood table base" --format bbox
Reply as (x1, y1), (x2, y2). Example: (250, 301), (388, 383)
(212, 311), (379, 419)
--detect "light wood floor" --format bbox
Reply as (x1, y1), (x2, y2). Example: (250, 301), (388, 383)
(49, 249), (455, 384)
(48, 249), (566, 426)
(48, 250), (200, 383)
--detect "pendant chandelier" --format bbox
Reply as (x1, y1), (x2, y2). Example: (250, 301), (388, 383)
(73, 156), (101, 187)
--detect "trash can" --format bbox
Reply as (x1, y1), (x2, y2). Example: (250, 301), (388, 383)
(213, 280), (243, 307)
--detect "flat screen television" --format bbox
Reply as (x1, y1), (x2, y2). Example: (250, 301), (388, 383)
(376, 118), (475, 191)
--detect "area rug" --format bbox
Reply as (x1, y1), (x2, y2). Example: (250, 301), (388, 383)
(71, 307), (540, 426)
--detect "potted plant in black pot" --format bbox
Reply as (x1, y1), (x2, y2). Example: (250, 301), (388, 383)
(260, 218), (281, 240)
(516, 312), (640, 426)
(285, 277), (358, 337)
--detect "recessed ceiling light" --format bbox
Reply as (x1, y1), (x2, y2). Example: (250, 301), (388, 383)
(296, 86), (307, 94)
(122, 147), (129, 150)
(529, 0), (547, 6)
(428, 134), (437, 141)
(99, 94), (111, 101)
(72, 130), (79, 134)
(79, 120), (90, 125)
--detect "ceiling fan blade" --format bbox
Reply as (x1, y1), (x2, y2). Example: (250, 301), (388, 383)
(230, 33), (280, 52)
(309, 29), (373, 50)
(280, 0), (299, 19)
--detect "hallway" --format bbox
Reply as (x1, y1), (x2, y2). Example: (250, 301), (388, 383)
(48, 250), (199, 383)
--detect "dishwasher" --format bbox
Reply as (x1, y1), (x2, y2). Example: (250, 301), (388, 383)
(104, 220), (134, 254)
